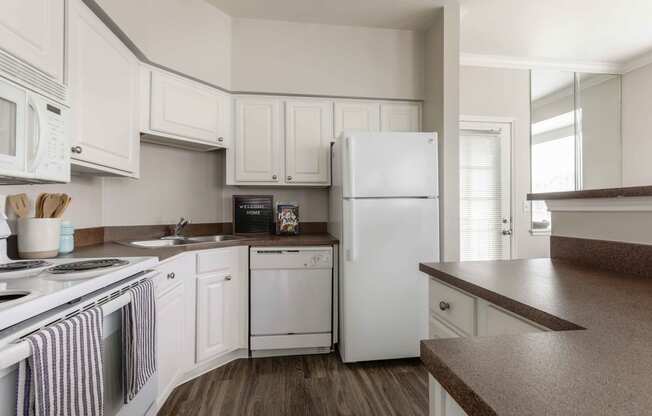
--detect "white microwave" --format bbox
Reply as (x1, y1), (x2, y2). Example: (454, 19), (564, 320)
(0, 76), (69, 184)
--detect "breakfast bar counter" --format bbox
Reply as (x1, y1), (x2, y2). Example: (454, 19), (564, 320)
(419, 258), (652, 416)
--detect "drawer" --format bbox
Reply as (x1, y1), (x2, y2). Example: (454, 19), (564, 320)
(429, 278), (476, 335)
(196, 247), (235, 274)
(485, 304), (546, 336)
(429, 316), (461, 339)
(154, 253), (194, 296)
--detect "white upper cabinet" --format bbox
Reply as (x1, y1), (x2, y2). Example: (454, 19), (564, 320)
(381, 102), (422, 132)
(233, 97), (282, 183)
(144, 69), (231, 149)
(0, 0), (65, 83)
(334, 101), (380, 137)
(68, 0), (139, 176)
(285, 100), (333, 184)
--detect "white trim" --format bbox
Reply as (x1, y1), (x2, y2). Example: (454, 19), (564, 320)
(461, 53), (623, 74)
(545, 196), (652, 212)
(622, 50), (652, 74)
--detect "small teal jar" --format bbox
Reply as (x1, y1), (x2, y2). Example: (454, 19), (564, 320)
(59, 221), (75, 254)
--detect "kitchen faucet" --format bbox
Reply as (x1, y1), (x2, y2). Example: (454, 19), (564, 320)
(172, 217), (189, 238)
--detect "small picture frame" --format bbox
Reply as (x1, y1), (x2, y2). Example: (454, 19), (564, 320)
(276, 203), (300, 235)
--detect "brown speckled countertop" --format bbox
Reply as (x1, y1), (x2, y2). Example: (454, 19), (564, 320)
(64, 233), (338, 261)
(419, 259), (652, 416)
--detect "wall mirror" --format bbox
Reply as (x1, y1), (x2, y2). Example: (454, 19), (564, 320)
(530, 70), (622, 232)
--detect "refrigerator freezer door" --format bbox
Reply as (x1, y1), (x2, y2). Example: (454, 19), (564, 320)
(342, 132), (438, 198)
(340, 197), (439, 362)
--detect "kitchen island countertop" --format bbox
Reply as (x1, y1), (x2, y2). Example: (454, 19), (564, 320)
(419, 258), (652, 416)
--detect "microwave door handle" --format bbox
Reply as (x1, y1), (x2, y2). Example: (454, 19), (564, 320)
(27, 98), (43, 172)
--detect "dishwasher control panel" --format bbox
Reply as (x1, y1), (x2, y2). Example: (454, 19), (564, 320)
(250, 247), (333, 270)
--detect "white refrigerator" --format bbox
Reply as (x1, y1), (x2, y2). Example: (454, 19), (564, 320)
(329, 132), (439, 363)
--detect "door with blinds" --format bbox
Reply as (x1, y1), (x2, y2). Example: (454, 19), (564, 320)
(459, 120), (512, 261)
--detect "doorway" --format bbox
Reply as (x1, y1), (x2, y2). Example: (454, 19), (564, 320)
(459, 118), (513, 261)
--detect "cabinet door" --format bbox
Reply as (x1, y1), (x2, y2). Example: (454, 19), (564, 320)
(234, 98), (282, 182)
(150, 71), (229, 145)
(157, 282), (185, 402)
(334, 101), (380, 137)
(68, 0), (139, 174)
(0, 0), (65, 82)
(380, 103), (421, 132)
(196, 271), (237, 362)
(285, 100), (332, 184)
(482, 303), (545, 336)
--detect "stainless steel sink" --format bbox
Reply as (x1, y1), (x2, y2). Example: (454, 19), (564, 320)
(121, 235), (245, 248)
(183, 235), (241, 243)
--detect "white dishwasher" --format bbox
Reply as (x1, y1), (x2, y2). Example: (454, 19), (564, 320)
(250, 246), (333, 356)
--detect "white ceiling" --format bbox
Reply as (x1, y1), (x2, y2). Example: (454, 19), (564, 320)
(459, 0), (652, 66)
(206, 0), (652, 68)
(206, 0), (442, 30)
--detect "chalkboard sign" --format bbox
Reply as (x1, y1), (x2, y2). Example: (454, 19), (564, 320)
(232, 195), (273, 234)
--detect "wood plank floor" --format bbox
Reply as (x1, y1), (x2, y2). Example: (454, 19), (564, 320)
(158, 353), (428, 416)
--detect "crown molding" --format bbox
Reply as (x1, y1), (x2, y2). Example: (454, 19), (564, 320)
(621, 50), (652, 74)
(460, 53), (623, 74)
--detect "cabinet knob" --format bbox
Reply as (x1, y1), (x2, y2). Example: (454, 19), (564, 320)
(439, 301), (450, 311)
(287, 176), (293, 181)
(217, 137), (224, 142)
(272, 174), (278, 180)
(167, 272), (176, 280)
(71, 146), (83, 154)
(224, 275), (232, 281)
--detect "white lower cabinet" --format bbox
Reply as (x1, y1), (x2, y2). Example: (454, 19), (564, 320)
(156, 281), (186, 405)
(196, 271), (237, 361)
(154, 246), (247, 411)
(429, 375), (468, 416)
(427, 277), (547, 416)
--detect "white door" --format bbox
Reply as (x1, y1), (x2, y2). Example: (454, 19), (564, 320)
(150, 71), (228, 144)
(459, 120), (512, 261)
(234, 97), (282, 183)
(380, 103), (421, 132)
(0, 0), (65, 82)
(69, 0), (139, 174)
(156, 282), (185, 402)
(342, 132), (437, 198)
(341, 198), (438, 362)
(334, 101), (380, 137)
(196, 271), (236, 362)
(285, 100), (332, 184)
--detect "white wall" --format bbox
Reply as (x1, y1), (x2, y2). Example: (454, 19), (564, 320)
(623, 62), (652, 186)
(231, 18), (425, 99)
(460, 66), (549, 259)
(96, 0), (232, 88)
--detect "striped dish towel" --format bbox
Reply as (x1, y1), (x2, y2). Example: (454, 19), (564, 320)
(122, 279), (156, 403)
(16, 307), (104, 416)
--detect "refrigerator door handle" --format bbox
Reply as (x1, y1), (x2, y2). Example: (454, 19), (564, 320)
(346, 199), (356, 261)
(346, 137), (355, 197)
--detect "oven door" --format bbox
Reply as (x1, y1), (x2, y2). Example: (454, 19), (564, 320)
(0, 78), (27, 176)
(0, 307), (158, 416)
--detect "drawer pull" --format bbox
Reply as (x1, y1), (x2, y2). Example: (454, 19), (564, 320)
(439, 301), (450, 311)
(167, 272), (176, 280)
(224, 275), (232, 281)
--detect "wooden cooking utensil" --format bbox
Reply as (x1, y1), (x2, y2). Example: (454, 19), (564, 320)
(35, 193), (46, 218)
(53, 194), (71, 218)
(42, 194), (61, 218)
(7, 194), (29, 218)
